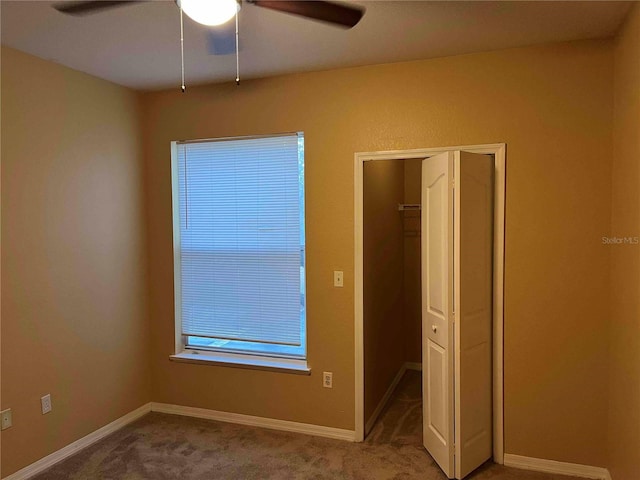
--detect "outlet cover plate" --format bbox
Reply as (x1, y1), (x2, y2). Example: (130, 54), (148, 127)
(323, 371), (333, 388)
(1, 409), (12, 430)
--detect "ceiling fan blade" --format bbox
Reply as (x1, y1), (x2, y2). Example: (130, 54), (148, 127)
(249, 1), (364, 29)
(53, 1), (143, 16)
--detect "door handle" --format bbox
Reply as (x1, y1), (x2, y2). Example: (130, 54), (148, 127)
(431, 325), (437, 333)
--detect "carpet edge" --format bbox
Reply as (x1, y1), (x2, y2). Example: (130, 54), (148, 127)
(3, 403), (152, 480)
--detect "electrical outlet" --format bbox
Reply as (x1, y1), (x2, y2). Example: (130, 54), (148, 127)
(323, 371), (333, 388)
(333, 271), (343, 287)
(41, 394), (52, 415)
(1, 409), (12, 430)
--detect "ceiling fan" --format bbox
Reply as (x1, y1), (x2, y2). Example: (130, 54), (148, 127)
(52, 1), (365, 29)
(52, 0), (365, 89)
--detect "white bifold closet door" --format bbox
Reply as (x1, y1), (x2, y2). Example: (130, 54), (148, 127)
(421, 151), (494, 479)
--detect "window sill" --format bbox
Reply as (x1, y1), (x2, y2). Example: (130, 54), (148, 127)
(169, 351), (311, 375)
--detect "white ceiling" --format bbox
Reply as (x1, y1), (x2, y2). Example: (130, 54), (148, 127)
(0, 0), (633, 91)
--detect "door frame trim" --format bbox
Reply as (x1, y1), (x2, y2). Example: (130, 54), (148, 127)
(353, 143), (506, 464)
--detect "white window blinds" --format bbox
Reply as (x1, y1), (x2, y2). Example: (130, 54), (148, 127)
(174, 133), (305, 348)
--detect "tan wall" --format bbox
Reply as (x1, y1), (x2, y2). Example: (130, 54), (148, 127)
(142, 39), (613, 465)
(0, 47), (150, 476)
(363, 160), (406, 425)
(608, 4), (640, 479)
(403, 159), (422, 364)
(0, 45), (3, 479)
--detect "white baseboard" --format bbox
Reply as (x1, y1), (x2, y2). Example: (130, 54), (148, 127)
(404, 362), (422, 371)
(365, 363), (408, 435)
(3, 403), (152, 480)
(151, 403), (356, 442)
(504, 454), (611, 480)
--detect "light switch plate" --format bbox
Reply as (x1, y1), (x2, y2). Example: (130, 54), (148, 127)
(333, 271), (344, 287)
(41, 394), (52, 415)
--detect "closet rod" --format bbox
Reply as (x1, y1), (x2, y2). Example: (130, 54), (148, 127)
(398, 204), (421, 211)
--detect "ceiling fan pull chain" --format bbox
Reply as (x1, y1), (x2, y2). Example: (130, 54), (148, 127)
(235, 3), (240, 86)
(180, 2), (186, 93)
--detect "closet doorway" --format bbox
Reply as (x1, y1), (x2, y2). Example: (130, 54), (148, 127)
(361, 157), (424, 449)
(354, 144), (506, 479)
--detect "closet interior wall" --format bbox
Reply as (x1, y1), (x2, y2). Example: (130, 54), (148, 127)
(403, 159), (422, 365)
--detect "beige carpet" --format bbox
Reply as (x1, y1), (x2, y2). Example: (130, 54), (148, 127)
(365, 369), (423, 447)
(33, 371), (579, 479)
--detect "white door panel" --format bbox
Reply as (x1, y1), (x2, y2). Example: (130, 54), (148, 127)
(426, 338), (448, 443)
(422, 151), (455, 478)
(422, 151), (493, 480)
(454, 151), (494, 478)
(426, 172), (446, 317)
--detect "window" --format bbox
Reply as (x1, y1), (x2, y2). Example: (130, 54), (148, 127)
(171, 133), (306, 365)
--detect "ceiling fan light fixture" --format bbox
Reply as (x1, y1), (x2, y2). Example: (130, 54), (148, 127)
(179, 0), (240, 26)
